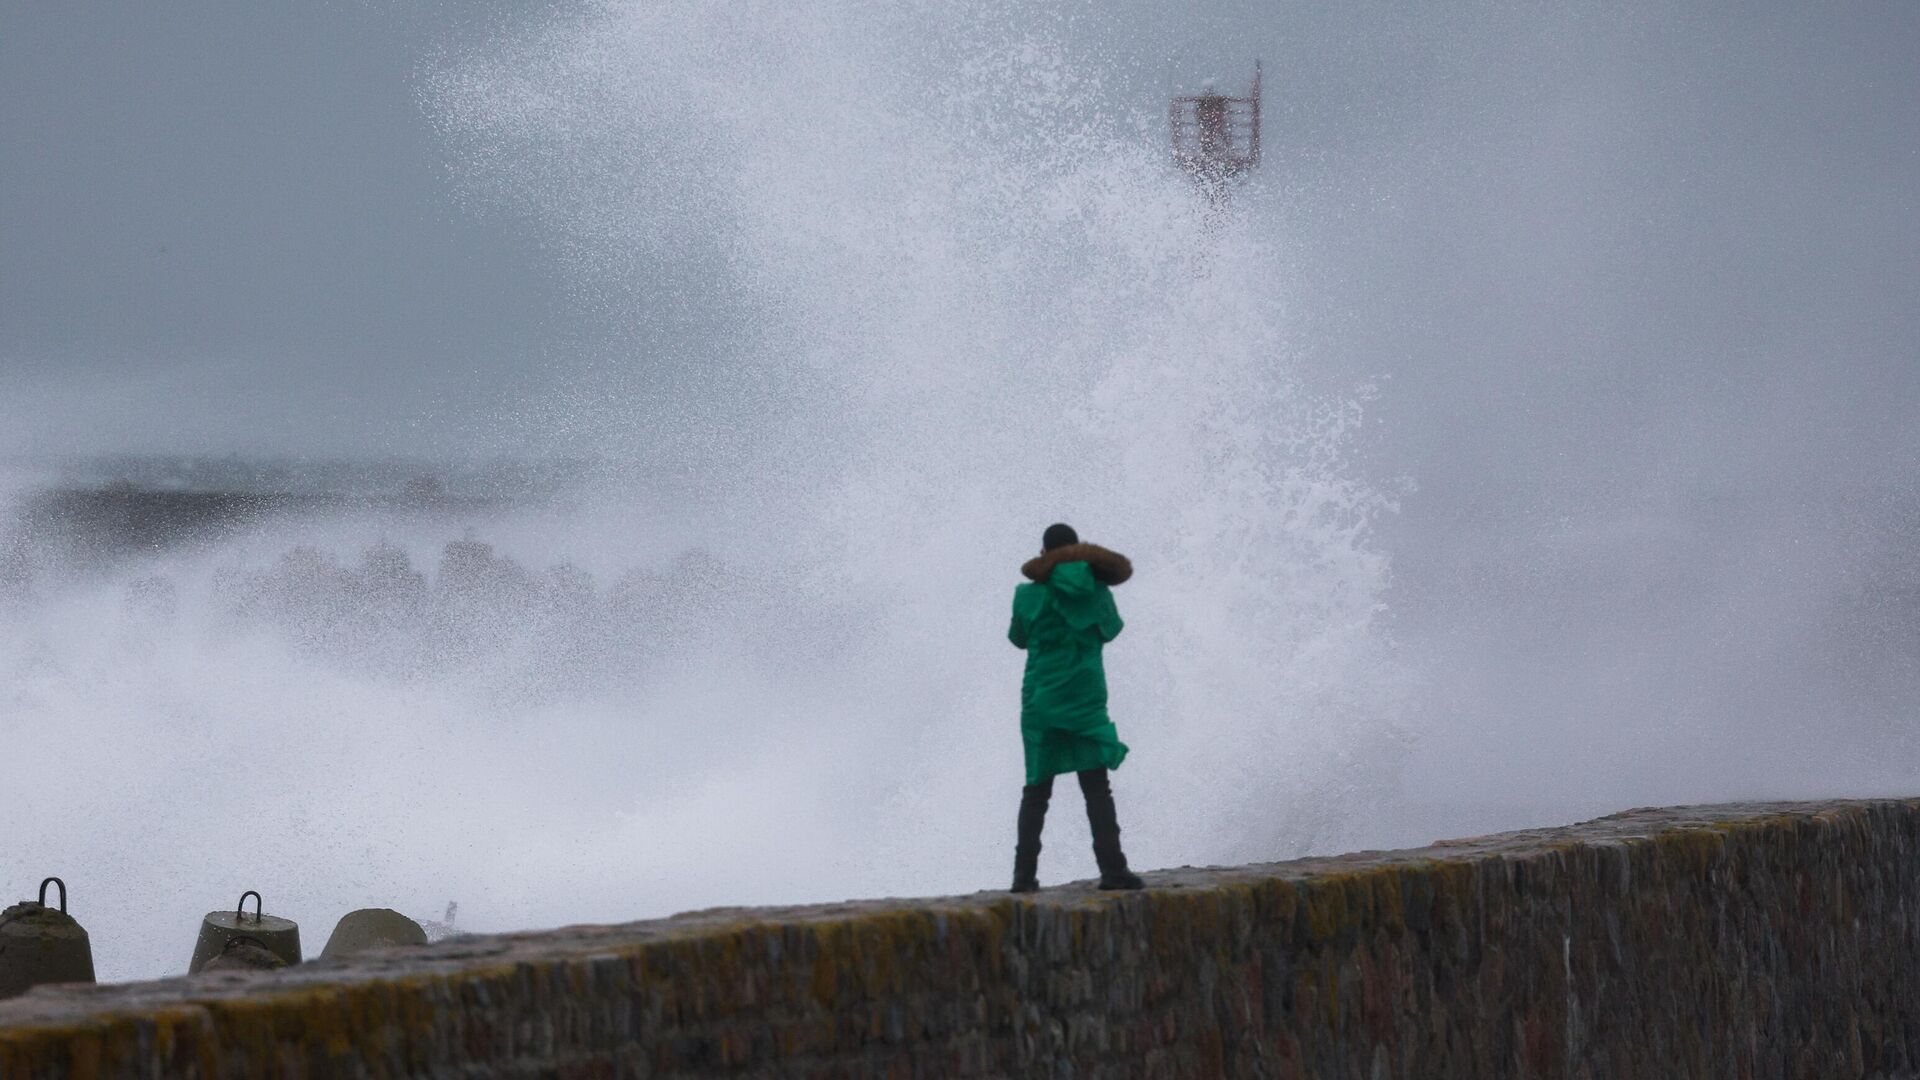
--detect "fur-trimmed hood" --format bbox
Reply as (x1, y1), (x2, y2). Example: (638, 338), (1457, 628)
(1021, 543), (1132, 586)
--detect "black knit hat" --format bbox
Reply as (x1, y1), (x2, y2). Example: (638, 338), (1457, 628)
(1042, 523), (1079, 551)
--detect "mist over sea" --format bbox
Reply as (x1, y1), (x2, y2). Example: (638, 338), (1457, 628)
(4, 1), (1918, 981)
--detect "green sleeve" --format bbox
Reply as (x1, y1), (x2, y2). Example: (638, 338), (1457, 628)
(1008, 588), (1030, 649)
(1095, 586), (1123, 643)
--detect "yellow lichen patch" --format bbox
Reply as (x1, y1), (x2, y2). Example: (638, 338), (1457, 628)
(1366, 869), (1408, 932)
(140, 1004), (216, 1075)
(1651, 828), (1728, 876)
(849, 912), (922, 997)
(1300, 866), (1411, 944)
(809, 923), (846, 1007)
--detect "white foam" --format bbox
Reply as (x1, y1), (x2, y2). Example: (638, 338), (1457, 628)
(0, 1), (1399, 981)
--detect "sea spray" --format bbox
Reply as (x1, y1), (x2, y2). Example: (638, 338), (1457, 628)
(0, 0), (1401, 980)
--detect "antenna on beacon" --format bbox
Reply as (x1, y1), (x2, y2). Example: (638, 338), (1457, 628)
(1170, 59), (1262, 203)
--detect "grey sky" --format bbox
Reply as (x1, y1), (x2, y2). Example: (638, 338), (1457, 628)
(3, 1), (1918, 487)
(1, 2), (562, 455)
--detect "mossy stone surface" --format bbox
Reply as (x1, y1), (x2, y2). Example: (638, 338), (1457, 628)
(4, 799), (1919, 1078)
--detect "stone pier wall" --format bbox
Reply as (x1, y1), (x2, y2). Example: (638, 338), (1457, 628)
(3, 799), (1918, 1078)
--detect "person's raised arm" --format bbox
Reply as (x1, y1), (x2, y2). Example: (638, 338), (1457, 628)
(1094, 586), (1124, 643)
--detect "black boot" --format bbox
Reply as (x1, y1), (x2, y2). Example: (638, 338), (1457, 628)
(1079, 769), (1144, 891)
(1011, 779), (1052, 893)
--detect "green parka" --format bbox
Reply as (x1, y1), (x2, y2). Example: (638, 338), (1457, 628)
(1008, 543), (1133, 785)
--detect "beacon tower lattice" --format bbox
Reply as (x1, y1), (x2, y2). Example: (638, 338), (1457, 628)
(1170, 61), (1262, 199)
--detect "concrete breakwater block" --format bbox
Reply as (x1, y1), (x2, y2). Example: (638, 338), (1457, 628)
(0, 879), (94, 1001)
(188, 893), (300, 974)
(320, 908), (428, 959)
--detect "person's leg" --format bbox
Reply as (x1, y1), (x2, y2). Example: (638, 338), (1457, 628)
(1078, 768), (1144, 890)
(1011, 775), (1054, 893)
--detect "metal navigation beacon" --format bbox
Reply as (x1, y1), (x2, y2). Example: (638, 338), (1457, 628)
(1169, 61), (1263, 201)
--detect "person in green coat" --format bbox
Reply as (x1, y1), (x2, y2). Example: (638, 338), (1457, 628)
(1007, 523), (1144, 892)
